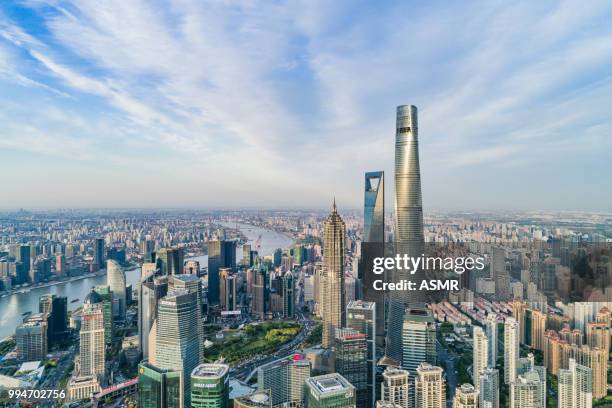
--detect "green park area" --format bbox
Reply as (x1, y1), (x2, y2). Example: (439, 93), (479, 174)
(204, 321), (301, 365)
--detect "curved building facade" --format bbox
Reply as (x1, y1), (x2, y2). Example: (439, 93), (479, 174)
(107, 259), (127, 320)
(387, 105), (426, 362)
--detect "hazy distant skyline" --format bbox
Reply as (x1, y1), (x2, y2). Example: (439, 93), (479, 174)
(1, 1), (611, 211)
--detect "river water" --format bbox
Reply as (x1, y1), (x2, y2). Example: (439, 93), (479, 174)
(0, 222), (292, 340)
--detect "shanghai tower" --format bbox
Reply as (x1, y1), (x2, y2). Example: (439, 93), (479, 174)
(386, 104), (425, 363)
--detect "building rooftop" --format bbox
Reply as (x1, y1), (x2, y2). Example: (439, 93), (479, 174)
(307, 373), (353, 395)
(347, 300), (375, 310)
(192, 363), (229, 379)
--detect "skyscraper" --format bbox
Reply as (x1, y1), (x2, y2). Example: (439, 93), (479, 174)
(362, 171), (385, 349)
(402, 306), (436, 374)
(252, 264), (269, 320)
(39, 294), (67, 346)
(504, 317), (519, 384)
(191, 364), (230, 408)
(138, 361), (182, 408)
(335, 328), (368, 408)
(282, 271), (295, 319)
(472, 326), (488, 392)
(220, 269), (237, 311)
(485, 313), (498, 367)
(16, 313), (48, 361)
(347, 300), (376, 408)
(558, 358), (592, 408)
(80, 289), (106, 379)
(107, 259), (127, 320)
(169, 274), (204, 363)
(364, 171), (385, 243)
(479, 368), (499, 408)
(388, 104), (425, 362)
(156, 289), (200, 407)
(93, 285), (114, 345)
(139, 275), (168, 360)
(381, 367), (409, 408)
(93, 238), (105, 269)
(321, 201), (346, 349)
(414, 363), (445, 408)
(208, 240), (237, 305)
(157, 247), (185, 276)
(257, 355), (310, 407)
(305, 374), (356, 408)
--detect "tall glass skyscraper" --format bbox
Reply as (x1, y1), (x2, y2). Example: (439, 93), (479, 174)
(362, 172), (385, 349)
(364, 171), (385, 243)
(156, 289), (200, 407)
(107, 259), (126, 320)
(321, 201), (346, 349)
(387, 105), (425, 362)
(346, 300), (376, 408)
(138, 361), (182, 408)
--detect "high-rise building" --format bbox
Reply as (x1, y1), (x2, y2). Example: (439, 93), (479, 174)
(485, 313), (498, 367)
(381, 368), (409, 408)
(257, 355), (310, 407)
(414, 363), (445, 408)
(252, 264), (269, 320)
(80, 289), (106, 379)
(305, 374), (356, 408)
(107, 259), (127, 320)
(558, 358), (592, 408)
(568, 345), (607, 399)
(347, 300), (376, 408)
(138, 275), (168, 360)
(361, 171), (385, 349)
(504, 317), (519, 384)
(156, 289), (200, 407)
(452, 384), (478, 408)
(138, 361), (182, 408)
(364, 171), (385, 243)
(219, 269), (237, 312)
(531, 309), (547, 351)
(282, 271), (295, 319)
(208, 240), (237, 305)
(402, 305), (436, 374)
(388, 104), (425, 363)
(335, 328), (368, 408)
(39, 294), (67, 346)
(93, 238), (105, 269)
(321, 201), (346, 349)
(169, 274), (204, 363)
(157, 247), (185, 276)
(191, 364), (230, 408)
(479, 368), (499, 408)
(509, 370), (545, 408)
(93, 285), (114, 345)
(472, 326), (488, 392)
(16, 313), (48, 361)
(242, 244), (254, 267)
(586, 322), (610, 353)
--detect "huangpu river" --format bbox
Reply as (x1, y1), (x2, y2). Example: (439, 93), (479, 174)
(0, 222), (292, 340)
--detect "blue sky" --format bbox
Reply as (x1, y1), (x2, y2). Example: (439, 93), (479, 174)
(0, 1), (611, 211)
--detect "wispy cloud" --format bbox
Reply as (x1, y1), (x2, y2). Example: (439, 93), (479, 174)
(0, 1), (611, 210)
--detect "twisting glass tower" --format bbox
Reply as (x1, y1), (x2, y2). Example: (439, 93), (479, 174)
(386, 104), (425, 362)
